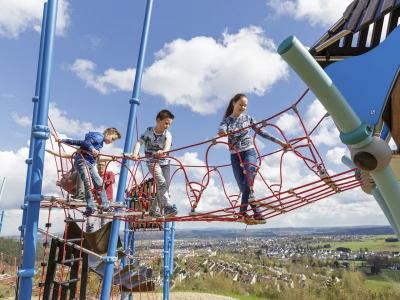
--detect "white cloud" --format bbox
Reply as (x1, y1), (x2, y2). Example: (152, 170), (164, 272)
(143, 26), (288, 114)
(48, 103), (105, 137)
(275, 112), (302, 136)
(13, 102), (104, 138)
(169, 151), (237, 213)
(12, 113), (31, 127)
(69, 59), (134, 95)
(326, 146), (348, 165)
(70, 27), (288, 114)
(0, 146), (59, 210)
(306, 99), (341, 146)
(265, 192), (387, 228)
(267, 0), (352, 27)
(0, 0), (70, 39)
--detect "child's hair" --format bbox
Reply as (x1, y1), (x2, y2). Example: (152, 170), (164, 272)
(156, 109), (175, 120)
(103, 127), (122, 139)
(97, 160), (106, 167)
(224, 93), (247, 118)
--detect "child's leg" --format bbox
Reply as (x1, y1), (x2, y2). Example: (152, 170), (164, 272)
(71, 171), (84, 199)
(89, 163), (108, 207)
(160, 164), (172, 209)
(147, 163), (159, 212)
(230, 153), (247, 213)
(241, 149), (259, 214)
(74, 157), (95, 209)
(148, 163), (171, 210)
(86, 216), (95, 232)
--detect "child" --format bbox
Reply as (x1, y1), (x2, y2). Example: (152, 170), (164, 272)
(46, 149), (85, 200)
(218, 93), (288, 222)
(97, 161), (116, 202)
(132, 109), (177, 218)
(55, 128), (121, 216)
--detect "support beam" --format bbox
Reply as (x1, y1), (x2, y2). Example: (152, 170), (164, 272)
(100, 1), (154, 299)
(169, 222), (176, 276)
(20, 2), (48, 240)
(18, 1), (59, 298)
(391, 76), (400, 148)
(163, 222), (171, 300)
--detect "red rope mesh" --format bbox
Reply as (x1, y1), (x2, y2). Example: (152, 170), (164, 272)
(43, 89), (361, 227)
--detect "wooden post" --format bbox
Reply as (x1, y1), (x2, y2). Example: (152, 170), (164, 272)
(391, 76), (400, 148)
(43, 239), (58, 300)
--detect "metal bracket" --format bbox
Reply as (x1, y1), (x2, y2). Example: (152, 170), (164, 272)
(18, 268), (36, 278)
(24, 194), (43, 203)
(32, 125), (50, 140)
(129, 98), (140, 105)
(340, 123), (372, 145)
(102, 256), (118, 263)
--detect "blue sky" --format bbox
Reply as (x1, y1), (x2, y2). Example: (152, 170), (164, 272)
(0, 0), (392, 235)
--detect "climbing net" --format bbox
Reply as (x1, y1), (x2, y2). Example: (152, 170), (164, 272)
(41, 89), (361, 224)
(30, 88), (362, 299)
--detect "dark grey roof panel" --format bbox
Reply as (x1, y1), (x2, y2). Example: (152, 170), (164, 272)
(343, 0), (359, 20)
(381, 0), (396, 14)
(345, 0), (370, 31)
(360, 0), (381, 28)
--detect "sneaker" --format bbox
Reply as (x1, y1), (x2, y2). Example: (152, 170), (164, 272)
(74, 193), (85, 201)
(252, 212), (266, 224)
(83, 207), (95, 217)
(86, 223), (94, 232)
(149, 209), (163, 219)
(237, 212), (250, 222)
(248, 193), (259, 206)
(101, 206), (112, 213)
(164, 205), (178, 218)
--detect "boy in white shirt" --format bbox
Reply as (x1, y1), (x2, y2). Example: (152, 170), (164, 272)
(132, 110), (177, 218)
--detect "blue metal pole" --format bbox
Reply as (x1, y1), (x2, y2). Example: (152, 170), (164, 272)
(169, 222), (175, 276)
(0, 178), (6, 202)
(18, 0), (58, 299)
(0, 177), (5, 235)
(0, 211), (4, 235)
(122, 198), (131, 300)
(100, 0), (154, 299)
(128, 230), (135, 300)
(163, 222), (170, 300)
(20, 2), (48, 240)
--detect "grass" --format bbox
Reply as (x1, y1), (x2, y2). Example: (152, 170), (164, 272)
(317, 235), (400, 252)
(362, 270), (400, 294)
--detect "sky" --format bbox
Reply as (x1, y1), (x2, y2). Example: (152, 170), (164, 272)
(0, 0), (394, 236)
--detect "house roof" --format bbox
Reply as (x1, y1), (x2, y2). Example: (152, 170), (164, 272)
(310, 0), (400, 67)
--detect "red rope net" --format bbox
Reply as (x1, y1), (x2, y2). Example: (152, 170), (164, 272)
(42, 89), (360, 225)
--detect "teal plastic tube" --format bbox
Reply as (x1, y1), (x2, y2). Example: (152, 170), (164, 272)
(371, 168), (400, 231)
(342, 156), (400, 237)
(278, 36), (361, 134)
(278, 36), (400, 230)
(372, 187), (400, 237)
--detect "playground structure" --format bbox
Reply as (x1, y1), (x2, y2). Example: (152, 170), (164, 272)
(0, 178), (5, 234)
(11, 0), (400, 299)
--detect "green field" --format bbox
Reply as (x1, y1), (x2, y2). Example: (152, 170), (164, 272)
(318, 235), (400, 252)
(363, 270), (400, 293)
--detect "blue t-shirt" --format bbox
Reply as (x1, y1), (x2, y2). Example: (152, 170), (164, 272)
(62, 131), (104, 164)
(139, 127), (172, 165)
(219, 114), (282, 153)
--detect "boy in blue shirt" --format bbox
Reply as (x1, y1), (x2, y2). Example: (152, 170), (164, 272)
(56, 127), (121, 216)
(132, 110), (177, 218)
